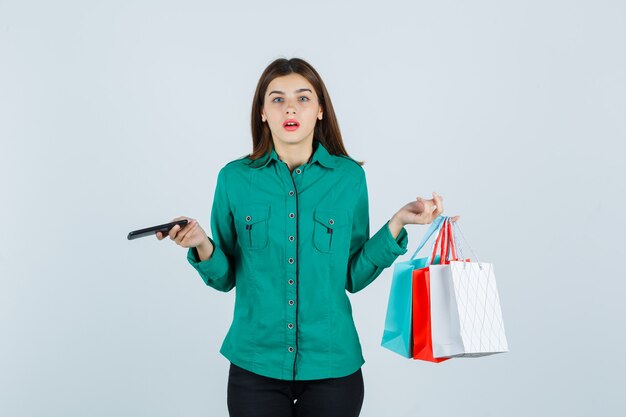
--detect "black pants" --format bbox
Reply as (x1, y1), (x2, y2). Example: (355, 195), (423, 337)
(227, 362), (364, 417)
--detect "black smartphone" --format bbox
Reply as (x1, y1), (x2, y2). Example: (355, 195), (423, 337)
(127, 219), (189, 240)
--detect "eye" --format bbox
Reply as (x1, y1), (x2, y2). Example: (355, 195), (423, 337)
(299, 96), (310, 102)
(272, 97), (284, 103)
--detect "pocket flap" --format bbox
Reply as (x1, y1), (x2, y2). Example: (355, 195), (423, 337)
(314, 208), (348, 230)
(235, 204), (270, 225)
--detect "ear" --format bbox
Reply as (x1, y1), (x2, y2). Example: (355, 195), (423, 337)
(318, 107), (323, 120)
(261, 111), (266, 122)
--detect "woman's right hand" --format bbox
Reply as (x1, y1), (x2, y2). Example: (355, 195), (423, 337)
(156, 216), (208, 249)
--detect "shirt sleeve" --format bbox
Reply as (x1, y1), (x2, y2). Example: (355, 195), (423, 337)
(345, 170), (408, 293)
(186, 167), (237, 292)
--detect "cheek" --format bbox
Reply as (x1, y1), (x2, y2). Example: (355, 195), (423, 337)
(304, 110), (320, 125)
(268, 115), (284, 130)
(264, 110), (279, 123)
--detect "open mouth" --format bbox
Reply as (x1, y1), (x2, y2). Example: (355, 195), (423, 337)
(283, 119), (300, 131)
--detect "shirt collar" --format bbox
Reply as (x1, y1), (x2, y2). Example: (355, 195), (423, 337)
(249, 139), (337, 169)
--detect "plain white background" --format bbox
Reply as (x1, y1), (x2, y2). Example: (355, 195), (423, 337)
(1, 1), (624, 416)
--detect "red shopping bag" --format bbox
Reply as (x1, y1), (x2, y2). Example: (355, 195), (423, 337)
(411, 218), (464, 362)
(412, 267), (447, 362)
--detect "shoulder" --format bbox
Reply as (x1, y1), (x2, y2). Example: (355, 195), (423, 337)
(220, 154), (254, 172)
(333, 154), (366, 182)
(212, 154), (254, 186)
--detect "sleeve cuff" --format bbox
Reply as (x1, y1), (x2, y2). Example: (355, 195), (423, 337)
(362, 220), (409, 268)
(186, 236), (229, 282)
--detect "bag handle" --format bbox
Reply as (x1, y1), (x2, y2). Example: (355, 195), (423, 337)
(430, 216), (461, 265)
(408, 215), (446, 260)
(443, 218), (458, 264)
(451, 220), (482, 269)
(450, 220), (465, 262)
(440, 217), (450, 264)
(428, 217), (450, 265)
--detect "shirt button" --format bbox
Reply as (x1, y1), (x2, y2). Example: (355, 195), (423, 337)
(288, 346), (294, 352)
(288, 323), (294, 329)
(328, 219), (334, 225)
(288, 258), (294, 264)
(289, 235), (294, 241)
(289, 190), (295, 196)
(289, 213), (295, 219)
(245, 215), (251, 222)
(295, 168), (301, 174)
(289, 300), (295, 306)
(288, 279), (294, 285)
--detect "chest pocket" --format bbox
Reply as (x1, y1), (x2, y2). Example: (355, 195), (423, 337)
(313, 208), (350, 253)
(234, 204), (270, 250)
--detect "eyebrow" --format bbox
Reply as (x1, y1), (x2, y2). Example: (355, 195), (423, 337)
(268, 88), (313, 96)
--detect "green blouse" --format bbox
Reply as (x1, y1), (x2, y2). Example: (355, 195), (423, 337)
(187, 139), (408, 380)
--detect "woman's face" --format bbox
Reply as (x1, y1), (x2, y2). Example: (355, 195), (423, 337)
(261, 73), (323, 148)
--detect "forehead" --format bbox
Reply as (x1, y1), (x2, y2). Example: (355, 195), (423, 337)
(266, 73), (316, 95)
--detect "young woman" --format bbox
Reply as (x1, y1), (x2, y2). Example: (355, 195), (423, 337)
(157, 57), (458, 417)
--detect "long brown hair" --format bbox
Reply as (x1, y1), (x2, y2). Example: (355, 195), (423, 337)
(248, 57), (364, 166)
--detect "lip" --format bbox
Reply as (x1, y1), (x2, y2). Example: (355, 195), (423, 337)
(283, 119), (300, 131)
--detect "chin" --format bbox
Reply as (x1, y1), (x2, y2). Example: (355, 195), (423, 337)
(275, 135), (310, 146)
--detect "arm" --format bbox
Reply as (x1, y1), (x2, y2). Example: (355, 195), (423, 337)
(186, 168), (237, 292)
(345, 170), (409, 293)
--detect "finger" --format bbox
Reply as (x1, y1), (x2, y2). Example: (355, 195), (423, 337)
(432, 193), (445, 215)
(423, 198), (437, 213)
(178, 219), (197, 236)
(156, 231), (163, 240)
(166, 216), (192, 238)
(169, 224), (182, 239)
(413, 197), (426, 213)
(451, 215), (461, 222)
(432, 192), (443, 206)
(173, 220), (197, 242)
(182, 223), (199, 245)
(176, 221), (198, 245)
(181, 219), (198, 235)
(173, 224), (186, 243)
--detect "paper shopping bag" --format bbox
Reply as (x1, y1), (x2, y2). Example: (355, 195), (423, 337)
(381, 257), (429, 357)
(411, 266), (449, 362)
(381, 216), (446, 358)
(429, 221), (509, 358)
(411, 217), (454, 363)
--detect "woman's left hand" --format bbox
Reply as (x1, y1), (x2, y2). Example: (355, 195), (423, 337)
(391, 192), (460, 226)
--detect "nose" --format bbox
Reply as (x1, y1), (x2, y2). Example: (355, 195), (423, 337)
(285, 98), (297, 114)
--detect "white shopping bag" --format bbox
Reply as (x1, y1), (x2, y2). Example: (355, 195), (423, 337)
(429, 220), (509, 358)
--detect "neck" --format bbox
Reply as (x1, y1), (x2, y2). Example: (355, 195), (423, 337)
(273, 139), (315, 172)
